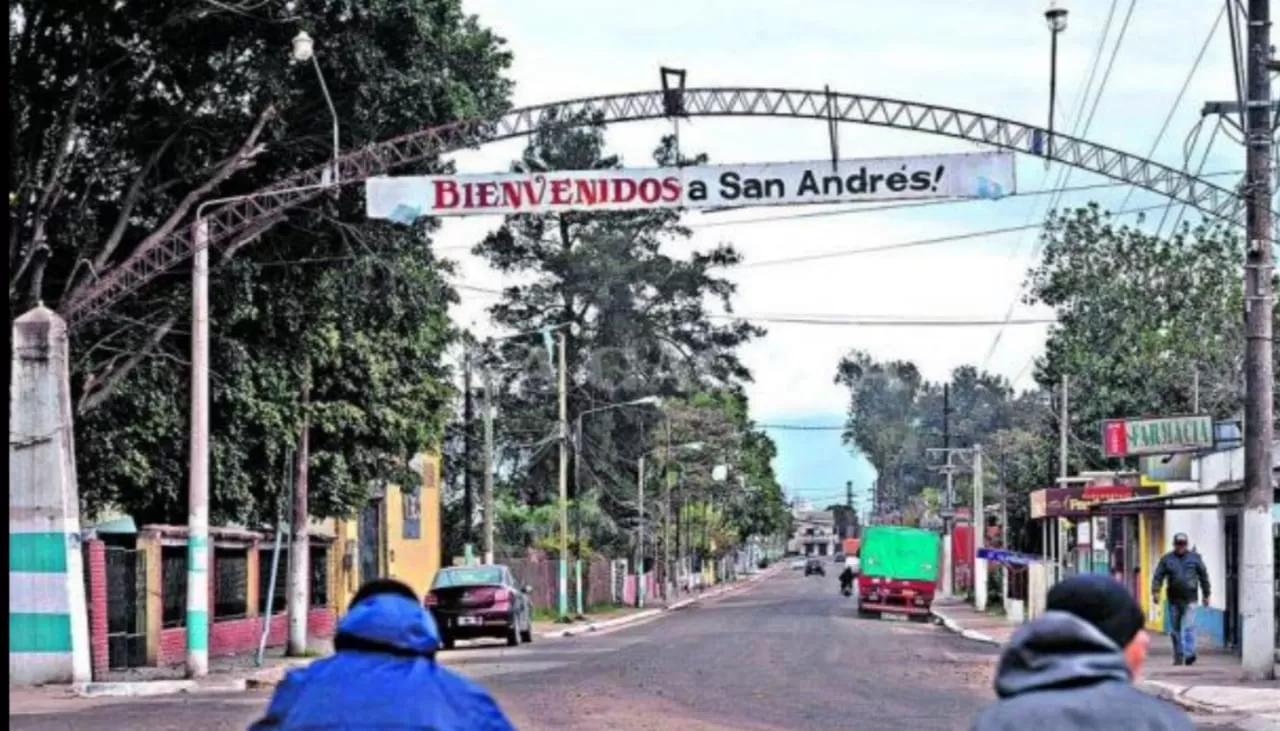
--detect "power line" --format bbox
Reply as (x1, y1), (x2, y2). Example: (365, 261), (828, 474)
(982, 0), (1123, 371)
(1116, 4), (1226, 213)
(707, 313), (1055, 327)
(735, 199), (1178, 270)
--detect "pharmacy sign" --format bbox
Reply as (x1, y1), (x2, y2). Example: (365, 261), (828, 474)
(1101, 414), (1214, 458)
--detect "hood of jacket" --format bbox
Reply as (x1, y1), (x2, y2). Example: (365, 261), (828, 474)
(335, 592), (440, 656)
(993, 610), (1133, 699)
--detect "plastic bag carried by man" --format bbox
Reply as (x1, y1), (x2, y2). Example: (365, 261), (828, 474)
(249, 578), (516, 730)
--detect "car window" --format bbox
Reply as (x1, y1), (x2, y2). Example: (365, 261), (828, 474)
(432, 567), (505, 588)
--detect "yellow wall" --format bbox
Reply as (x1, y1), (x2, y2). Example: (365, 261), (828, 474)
(1137, 479), (1166, 632)
(382, 452), (443, 600)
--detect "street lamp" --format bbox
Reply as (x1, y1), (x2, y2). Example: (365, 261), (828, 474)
(1044, 2), (1068, 163)
(181, 32), (346, 680)
(291, 30), (340, 186)
(571, 395), (661, 617)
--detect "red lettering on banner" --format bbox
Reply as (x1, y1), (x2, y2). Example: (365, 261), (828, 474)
(612, 178), (638, 203)
(433, 180), (460, 209)
(476, 182), (497, 208)
(661, 177), (681, 202)
(574, 179), (599, 206)
(550, 179), (572, 205)
(422, 173), (688, 212)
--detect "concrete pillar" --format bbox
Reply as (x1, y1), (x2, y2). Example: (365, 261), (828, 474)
(9, 306), (91, 685)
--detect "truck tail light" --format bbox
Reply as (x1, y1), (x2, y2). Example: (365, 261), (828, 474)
(424, 593), (438, 607)
(493, 589), (511, 603)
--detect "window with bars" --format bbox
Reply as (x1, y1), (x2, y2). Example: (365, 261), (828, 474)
(213, 548), (249, 619)
(258, 547), (289, 615)
(161, 546), (187, 628)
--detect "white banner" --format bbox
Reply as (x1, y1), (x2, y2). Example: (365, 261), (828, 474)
(366, 151), (1016, 221)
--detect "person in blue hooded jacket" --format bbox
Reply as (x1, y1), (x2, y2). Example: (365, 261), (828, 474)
(249, 578), (516, 730)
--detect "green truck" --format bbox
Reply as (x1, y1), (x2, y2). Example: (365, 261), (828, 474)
(855, 525), (941, 620)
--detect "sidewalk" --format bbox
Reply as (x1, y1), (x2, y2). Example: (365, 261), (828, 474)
(19, 563), (784, 703)
(931, 598), (1280, 723)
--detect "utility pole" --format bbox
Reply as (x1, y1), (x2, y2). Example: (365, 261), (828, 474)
(463, 347), (475, 557)
(663, 417), (672, 601)
(186, 220), (210, 678)
(972, 444), (986, 612)
(941, 383), (954, 598)
(286, 383), (310, 657)
(1059, 375), (1069, 481)
(1239, 0), (1275, 681)
(637, 454), (646, 608)
(572, 417), (584, 617)
(556, 332), (569, 621)
(482, 370), (495, 566)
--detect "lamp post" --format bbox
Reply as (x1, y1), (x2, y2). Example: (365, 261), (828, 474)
(572, 395), (661, 617)
(290, 31), (340, 186)
(1044, 2), (1068, 163)
(182, 32), (343, 679)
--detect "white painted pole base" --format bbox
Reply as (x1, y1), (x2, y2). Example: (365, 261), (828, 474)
(1239, 505), (1276, 681)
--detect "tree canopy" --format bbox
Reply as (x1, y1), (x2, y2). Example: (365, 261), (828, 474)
(10, 0), (512, 524)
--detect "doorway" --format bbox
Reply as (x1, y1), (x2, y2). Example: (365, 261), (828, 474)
(1223, 514), (1240, 651)
(359, 499), (383, 585)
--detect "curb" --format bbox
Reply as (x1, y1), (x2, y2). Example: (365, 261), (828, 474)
(536, 567), (779, 639)
(1138, 680), (1230, 716)
(73, 678), (248, 698)
(930, 607), (1002, 647)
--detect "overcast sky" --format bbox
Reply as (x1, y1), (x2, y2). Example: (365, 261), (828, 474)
(436, 0), (1244, 507)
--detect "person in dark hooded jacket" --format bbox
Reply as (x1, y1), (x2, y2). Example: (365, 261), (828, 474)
(249, 578), (515, 731)
(971, 574), (1194, 731)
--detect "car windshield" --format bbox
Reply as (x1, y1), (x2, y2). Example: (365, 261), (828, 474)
(433, 567), (504, 588)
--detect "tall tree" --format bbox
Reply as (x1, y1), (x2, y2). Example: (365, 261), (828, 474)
(10, 0), (513, 523)
(475, 113), (761, 528)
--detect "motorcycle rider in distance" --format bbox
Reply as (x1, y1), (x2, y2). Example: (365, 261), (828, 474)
(838, 563), (856, 596)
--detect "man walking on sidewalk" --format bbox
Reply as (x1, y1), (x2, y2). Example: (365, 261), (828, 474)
(1150, 532), (1211, 666)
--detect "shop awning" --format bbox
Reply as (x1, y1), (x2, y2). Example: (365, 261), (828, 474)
(1089, 483), (1244, 513)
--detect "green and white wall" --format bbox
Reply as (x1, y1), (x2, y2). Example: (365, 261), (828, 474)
(10, 307), (91, 685)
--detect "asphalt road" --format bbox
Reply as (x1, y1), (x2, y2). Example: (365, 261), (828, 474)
(9, 567), (1251, 730)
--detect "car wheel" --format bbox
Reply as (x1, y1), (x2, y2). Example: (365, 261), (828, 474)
(520, 613), (534, 644)
(441, 633), (455, 650)
(506, 615), (521, 647)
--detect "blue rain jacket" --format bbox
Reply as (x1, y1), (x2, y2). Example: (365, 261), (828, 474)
(248, 592), (516, 730)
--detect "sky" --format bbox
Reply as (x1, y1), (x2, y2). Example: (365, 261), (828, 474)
(433, 0), (1245, 508)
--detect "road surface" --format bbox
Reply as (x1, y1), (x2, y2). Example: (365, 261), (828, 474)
(9, 567), (1248, 730)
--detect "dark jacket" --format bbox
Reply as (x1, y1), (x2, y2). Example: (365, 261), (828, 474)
(970, 611), (1195, 731)
(1151, 550), (1210, 604)
(248, 592), (515, 730)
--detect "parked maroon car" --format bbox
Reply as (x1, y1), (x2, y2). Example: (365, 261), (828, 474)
(425, 565), (534, 649)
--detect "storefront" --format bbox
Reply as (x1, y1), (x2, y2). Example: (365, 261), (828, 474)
(1028, 474), (1160, 610)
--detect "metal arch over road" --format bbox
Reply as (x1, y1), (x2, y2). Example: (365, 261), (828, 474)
(61, 86), (1276, 326)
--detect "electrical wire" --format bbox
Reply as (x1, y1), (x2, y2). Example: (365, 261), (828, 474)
(1158, 119), (1224, 238)
(1116, 4), (1226, 214)
(983, 0), (1123, 371)
(734, 199), (1177, 270)
(705, 313), (1055, 327)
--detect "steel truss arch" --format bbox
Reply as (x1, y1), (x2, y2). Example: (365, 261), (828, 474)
(62, 86), (1276, 325)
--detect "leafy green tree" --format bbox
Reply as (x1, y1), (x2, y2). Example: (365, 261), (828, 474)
(1026, 204), (1278, 473)
(10, 0), (513, 523)
(474, 114), (761, 552)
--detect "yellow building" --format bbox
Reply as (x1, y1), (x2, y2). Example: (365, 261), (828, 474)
(332, 450), (443, 608)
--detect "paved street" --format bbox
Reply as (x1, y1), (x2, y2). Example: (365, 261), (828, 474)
(9, 570), (1252, 730)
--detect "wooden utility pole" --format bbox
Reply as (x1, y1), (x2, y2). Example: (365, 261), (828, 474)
(1239, 0), (1275, 681)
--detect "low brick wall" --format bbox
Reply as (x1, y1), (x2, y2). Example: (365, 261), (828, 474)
(158, 609), (337, 666)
